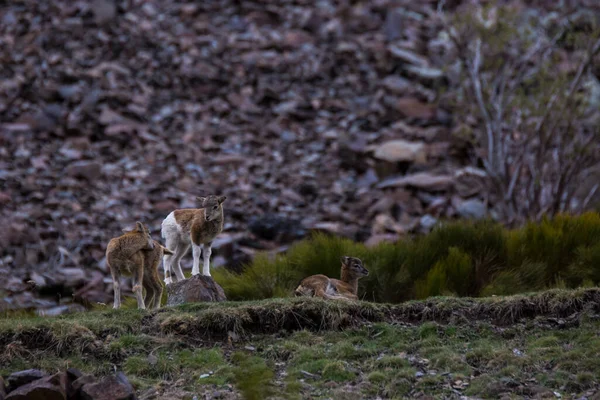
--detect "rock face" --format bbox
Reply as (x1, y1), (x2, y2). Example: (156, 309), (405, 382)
(166, 275), (227, 306)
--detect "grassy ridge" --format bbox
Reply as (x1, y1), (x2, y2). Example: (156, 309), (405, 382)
(2, 289), (599, 345)
(2, 290), (600, 399)
(212, 212), (600, 302)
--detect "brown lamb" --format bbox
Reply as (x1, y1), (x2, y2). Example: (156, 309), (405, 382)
(139, 240), (174, 309)
(106, 221), (172, 309)
(294, 256), (369, 301)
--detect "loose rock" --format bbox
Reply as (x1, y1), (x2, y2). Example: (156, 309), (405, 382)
(377, 173), (454, 191)
(372, 140), (427, 164)
(6, 370), (46, 392)
(166, 275), (227, 306)
(456, 199), (487, 220)
(80, 375), (135, 400)
(5, 379), (64, 400)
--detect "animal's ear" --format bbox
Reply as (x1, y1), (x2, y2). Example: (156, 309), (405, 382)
(135, 221), (145, 232)
(218, 196), (227, 204)
(341, 256), (349, 265)
(196, 197), (207, 207)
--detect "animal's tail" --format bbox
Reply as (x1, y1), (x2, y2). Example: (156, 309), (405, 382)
(161, 245), (174, 256)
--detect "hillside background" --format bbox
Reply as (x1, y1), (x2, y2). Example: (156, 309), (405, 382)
(1, 0), (599, 313)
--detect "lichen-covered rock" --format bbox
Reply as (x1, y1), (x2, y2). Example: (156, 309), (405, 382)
(166, 275), (227, 306)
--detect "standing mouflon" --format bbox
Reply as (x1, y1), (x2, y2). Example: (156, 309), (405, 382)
(138, 240), (173, 309)
(294, 256), (369, 301)
(106, 221), (155, 309)
(161, 195), (226, 284)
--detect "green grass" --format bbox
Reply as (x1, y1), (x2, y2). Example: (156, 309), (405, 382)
(2, 290), (600, 398)
(212, 212), (600, 303)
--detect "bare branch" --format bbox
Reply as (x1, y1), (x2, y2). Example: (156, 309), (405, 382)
(545, 37), (600, 139)
(468, 39), (498, 176)
(506, 160), (523, 201)
(581, 184), (599, 211)
(440, 3), (600, 222)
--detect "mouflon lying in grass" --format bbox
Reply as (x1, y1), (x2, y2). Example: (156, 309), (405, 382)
(161, 195), (226, 284)
(294, 256), (369, 300)
(106, 222), (172, 309)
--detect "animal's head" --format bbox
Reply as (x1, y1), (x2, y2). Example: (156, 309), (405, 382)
(341, 256), (369, 277)
(197, 195), (226, 222)
(123, 221), (154, 250)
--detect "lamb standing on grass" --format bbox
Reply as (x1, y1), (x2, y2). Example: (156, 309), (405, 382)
(139, 239), (174, 309)
(161, 195), (226, 284)
(294, 256), (369, 300)
(106, 221), (156, 309)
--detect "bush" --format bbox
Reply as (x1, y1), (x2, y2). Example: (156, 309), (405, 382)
(404, 220), (506, 298)
(213, 233), (364, 300)
(214, 213), (600, 303)
(415, 247), (473, 299)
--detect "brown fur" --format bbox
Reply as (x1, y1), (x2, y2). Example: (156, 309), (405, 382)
(294, 256), (369, 301)
(162, 195), (226, 281)
(106, 221), (156, 309)
(173, 198), (225, 246)
(138, 241), (173, 309)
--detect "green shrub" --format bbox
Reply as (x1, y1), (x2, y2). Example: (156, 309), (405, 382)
(213, 233), (363, 300)
(480, 270), (524, 296)
(564, 242), (600, 287)
(415, 262), (448, 299)
(405, 220), (505, 284)
(507, 213), (600, 286)
(415, 247), (473, 299)
(360, 240), (411, 302)
(214, 213), (600, 303)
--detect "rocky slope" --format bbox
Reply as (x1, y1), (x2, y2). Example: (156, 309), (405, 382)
(1, 0), (598, 312)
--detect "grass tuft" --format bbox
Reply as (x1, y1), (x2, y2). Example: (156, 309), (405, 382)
(230, 351), (274, 400)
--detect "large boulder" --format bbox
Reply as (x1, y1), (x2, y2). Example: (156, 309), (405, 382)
(166, 275), (227, 306)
